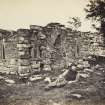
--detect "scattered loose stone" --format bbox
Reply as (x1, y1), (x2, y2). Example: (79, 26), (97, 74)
(79, 73), (89, 78)
(29, 75), (43, 82)
(71, 93), (82, 99)
(84, 68), (93, 72)
(43, 65), (51, 71)
(77, 64), (84, 70)
(95, 64), (100, 69)
(44, 77), (51, 84)
(5, 79), (15, 84)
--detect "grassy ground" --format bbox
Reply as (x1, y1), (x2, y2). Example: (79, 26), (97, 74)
(0, 57), (105, 105)
(0, 76), (104, 105)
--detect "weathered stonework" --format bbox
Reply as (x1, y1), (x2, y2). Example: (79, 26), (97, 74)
(17, 29), (32, 76)
(0, 23), (104, 73)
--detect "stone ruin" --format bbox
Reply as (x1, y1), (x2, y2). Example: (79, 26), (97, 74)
(0, 23), (104, 76)
(17, 29), (32, 77)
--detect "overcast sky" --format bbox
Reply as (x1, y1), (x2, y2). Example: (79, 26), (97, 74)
(0, 0), (94, 31)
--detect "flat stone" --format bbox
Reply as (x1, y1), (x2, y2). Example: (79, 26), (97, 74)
(44, 77), (51, 84)
(29, 75), (43, 82)
(77, 64), (84, 69)
(43, 65), (51, 71)
(79, 73), (89, 78)
(71, 93), (82, 99)
(84, 68), (93, 72)
(5, 79), (15, 84)
(32, 63), (40, 69)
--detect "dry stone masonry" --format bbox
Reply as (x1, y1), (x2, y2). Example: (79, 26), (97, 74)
(17, 29), (32, 77)
(0, 23), (105, 74)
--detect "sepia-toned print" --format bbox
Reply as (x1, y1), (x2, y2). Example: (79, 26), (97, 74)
(0, 0), (105, 105)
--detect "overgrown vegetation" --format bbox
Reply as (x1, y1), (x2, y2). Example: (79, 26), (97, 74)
(85, 0), (105, 43)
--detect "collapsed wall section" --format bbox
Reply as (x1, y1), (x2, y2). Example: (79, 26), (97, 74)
(17, 29), (32, 76)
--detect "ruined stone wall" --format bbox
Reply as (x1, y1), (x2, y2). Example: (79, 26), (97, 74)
(0, 31), (18, 60)
(0, 24), (104, 67)
(80, 32), (104, 57)
(5, 37), (18, 59)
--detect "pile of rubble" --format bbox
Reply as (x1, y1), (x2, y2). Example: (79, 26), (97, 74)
(44, 57), (92, 90)
(43, 55), (105, 101)
(0, 55), (105, 102)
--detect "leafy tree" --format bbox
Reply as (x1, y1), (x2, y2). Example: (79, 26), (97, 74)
(67, 17), (81, 30)
(85, 0), (105, 43)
